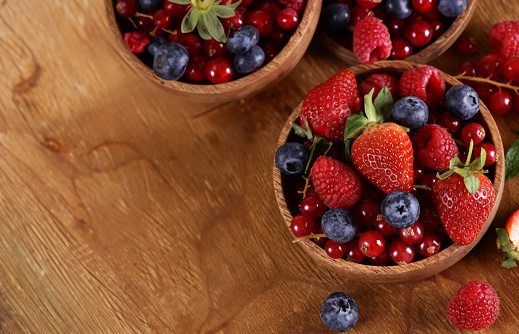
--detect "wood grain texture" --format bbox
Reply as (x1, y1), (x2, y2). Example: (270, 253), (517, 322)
(0, 0), (518, 333)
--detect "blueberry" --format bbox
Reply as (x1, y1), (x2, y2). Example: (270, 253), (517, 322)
(321, 208), (357, 243)
(437, 0), (467, 17)
(320, 292), (358, 332)
(384, 0), (413, 19)
(445, 85), (480, 120)
(381, 191), (420, 229)
(152, 42), (189, 81)
(227, 25), (260, 54)
(392, 96), (429, 130)
(147, 36), (167, 56)
(234, 45), (265, 74)
(275, 142), (309, 175)
(321, 4), (350, 31)
(138, 0), (164, 12)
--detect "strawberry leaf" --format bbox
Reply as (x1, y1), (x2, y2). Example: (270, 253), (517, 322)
(505, 138), (519, 179)
(182, 8), (199, 33)
(344, 138), (354, 166)
(463, 173), (480, 195)
(291, 116), (313, 140)
(497, 228), (514, 252)
(169, 0), (192, 4)
(470, 148), (486, 171)
(450, 156), (464, 169)
(291, 122), (307, 138)
(343, 114), (369, 141)
(212, 4), (239, 17)
(364, 89), (378, 123)
(373, 87), (393, 122)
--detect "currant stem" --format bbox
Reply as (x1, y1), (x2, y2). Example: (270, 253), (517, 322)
(302, 173), (312, 199)
(292, 233), (326, 243)
(128, 17), (138, 30)
(413, 184), (431, 191)
(454, 138), (469, 148)
(453, 75), (519, 93)
(135, 12), (154, 19)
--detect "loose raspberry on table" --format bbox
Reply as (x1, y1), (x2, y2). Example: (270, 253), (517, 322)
(358, 73), (400, 101)
(399, 66), (446, 107)
(489, 21), (519, 59)
(353, 17), (392, 64)
(412, 124), (458, 171)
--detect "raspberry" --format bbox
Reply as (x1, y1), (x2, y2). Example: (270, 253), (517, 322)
(447, 280), (499, 331)
(412, 124), (458, 171)
(278, 0), (306, 13)
(358, 73), (400, 101)
(499, 33), (519, 61)
(124, 31), (150, 53)
(353, 17), (392, 64)
(489, 21), (519, 59)
(311, 156), (363, 210)
(399, 66), (446, 107)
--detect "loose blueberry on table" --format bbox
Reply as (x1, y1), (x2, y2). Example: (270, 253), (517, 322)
(114, 0), (307, 83)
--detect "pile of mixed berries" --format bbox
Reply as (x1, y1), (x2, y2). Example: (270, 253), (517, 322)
(275, 65), (497, 266)
(114, 0), (306, 83)
(319, 0), (467, 63)
(454, 20), (519, 115)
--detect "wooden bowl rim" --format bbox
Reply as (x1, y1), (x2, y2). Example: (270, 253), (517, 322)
(273, 60), (505, 284)
(316, 0), (478, 65)
(104, 0), (322, 102)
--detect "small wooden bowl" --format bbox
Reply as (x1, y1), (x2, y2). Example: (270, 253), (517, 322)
(317, 0), (478, 65)
(104, 0), (321, 104)
(273, 60), (505, 284)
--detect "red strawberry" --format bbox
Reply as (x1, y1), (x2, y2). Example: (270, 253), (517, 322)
(496, 209), (519, 267)
(489, 20), (519, 60)
(399, 66), (445, 107)
(311, 156), (363, 209)
(432, 143), (495, 245)
(351, 122), (414, 194)
(353, 17), (392, 64)
(300, 70), (361, 142)
(412, 124), (458, 171)
(447, 280), (499, 331)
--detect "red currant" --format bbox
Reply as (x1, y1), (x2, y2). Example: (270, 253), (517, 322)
(247, 9), (274, 37)
(369, 245), (391, 266)
(416, 232), (441, 257)
(436, 112), (461, 134)
(390, 37), (413, 60)
(153, 9), (174, 29)
(325, 240), (347, 259)
(205, 56), (234, 84)
(353, 200), (381, 227)
(459, 61), (478, 77)
(489, 89), (512, 114)
(276, 8), (299, 30)
(404, 20), (433, 47)
(419, 207), (441, 231)
(345, 239), (366, 263)
(267, 26), (291, 45)
(422, 7), (441, 20)
(429, 19), (443, 39)
(116, 0), (138, 18)
(351, 5), (375, 25)
(386, 17), (406, 37)
(359, 182), (386, 204)
(421, 172), (438, 189)
(313, 224), (329, 246)
(474, 82), (497, 104)
(461, 123), (486, 146)
(457, 37), (477, 56)
(503, 58), (519, 81)
(185, 54), (209, 82)
(413, 164), (425, 182)
(180, 33), (202, 57)
(514, 92), (519, 112)
(261, 43), (279, 62)
(374, 214), (399, 237)
(389, 239), (416, 264)
(136, 16), (155, 32)
(163, 2), (190, 18)
(221, 6), (248, 32)
(474, 143), (498, 167)
(203, 39), (229, 58)
(357, 0), (382, 9)
(399, 221), (425, 244)
(290, 213), (315, 238)
(259, 0), (283, 16)
(359, 231), (386, 257)
(300, 196), (325, 219)
(372, 2), (388, 19)
(478, 54), (505, 81)
(412, 0), (438, 13)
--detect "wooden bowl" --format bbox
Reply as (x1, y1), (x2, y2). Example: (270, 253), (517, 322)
(317, 0), (478, 65)
(104, 0), (321, 104)
(273, 60), (505, 284)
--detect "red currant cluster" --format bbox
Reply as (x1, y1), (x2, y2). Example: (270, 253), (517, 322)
(114, 0), (305, 83)
(322, 0), (459, 60)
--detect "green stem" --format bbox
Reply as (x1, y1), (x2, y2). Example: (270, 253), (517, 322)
(465, 140), (474, 167)
(305, 143), (317, 175)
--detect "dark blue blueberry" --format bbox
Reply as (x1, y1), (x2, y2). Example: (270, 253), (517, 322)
(320, 292), (358, 332)
(152, 42), (189, 81)
(381, 191), (420, 229)
(437, 0), (467, 17)
(275, 142), (309, 175)
(392, 96), (429, 130)
(321, 208), (357, 243)
(139, 0), (164, 12)
(385, 0), (413, 19)
(445, 85), (480, 120)
(147, 36), (167, 56)
(321, 4), (350, 31)
(234, 45), (265, 74)
(227, 25), (260, 54)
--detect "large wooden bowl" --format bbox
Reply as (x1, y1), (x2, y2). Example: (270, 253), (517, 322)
(273, 60), (505, 284)
(317, 0), (478, 65)
(104, 0), (321, 104)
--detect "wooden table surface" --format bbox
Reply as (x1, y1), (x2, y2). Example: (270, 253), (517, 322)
(1, 0), (519, 333)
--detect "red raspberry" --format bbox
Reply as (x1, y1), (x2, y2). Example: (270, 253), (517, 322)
(412, 124), (458, 171)
(311, 156), (363, 210)
(124, 31), (150, 53)
(278, 0), (306, 13)
(353, 17), (392, 64)
(399, 66), (446, 107)
(447, 280), (499, 331)
(489, 21), (519, 60)
(358, 73), (400, 101)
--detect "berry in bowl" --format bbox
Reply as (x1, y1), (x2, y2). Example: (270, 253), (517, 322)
(317, 0), (477, 65)
(105, 0), (321, 103)
(273, 60), (504, 283)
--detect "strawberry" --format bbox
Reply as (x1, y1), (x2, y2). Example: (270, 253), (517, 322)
(300, 69), (361, 142)
(447, 280), (499, 331)
(345, 88), (414, 194)
(496, 209), (519, 267)
(311, 156), (363, 209)
(432, 141), (495, 246)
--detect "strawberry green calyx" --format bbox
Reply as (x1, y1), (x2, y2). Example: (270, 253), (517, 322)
(436, 140), (487, 195)
(169, 0), (241, 43)
(291, 116), (332, 174)
(496, 228), (519, 268)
